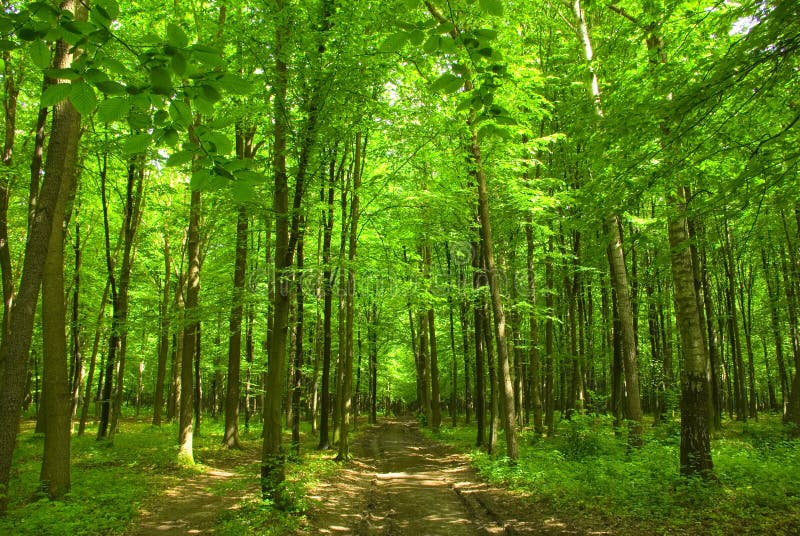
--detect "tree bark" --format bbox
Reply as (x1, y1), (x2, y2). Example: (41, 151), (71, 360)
(0, 0), (83, 511)
(472, 129), (518, 461)
(178, 189), (202, 463)
(152, 235), (171, 426)
(223, 204), (248, 448)
(605, 215), (644, 445)
(667, 190), (713, 476)
(337, 132), (362, 461)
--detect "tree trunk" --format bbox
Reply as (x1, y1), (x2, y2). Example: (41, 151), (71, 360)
(0, 49), (19, 348)
(79, 279), (110, 435)
(292, 223), (305, 455)
(472, 244), (486, 447)
(605, 215), (644, 445)
(223, 204), (248, 448)
(525, 217), (544, 435)
(317, 159), (336, 449)
(178, 189), (202, 463)
(761, 247), (789, 416)
(472, 130), (517, 460)
(0, 0), (84, 510)
(40, 113), (79, 501)
(152, 235), (171, 426)
(337, 132), (362, 462)
(667, 190), (713, 476)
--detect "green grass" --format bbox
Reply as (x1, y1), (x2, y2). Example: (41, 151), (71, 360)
(1, 417), (188, 536)
(1, 411), (355, 536)
(426, 413), (800, 535)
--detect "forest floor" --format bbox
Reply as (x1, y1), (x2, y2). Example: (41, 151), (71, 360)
(299, 417), (622, 535)
(121, 438), (260, 536)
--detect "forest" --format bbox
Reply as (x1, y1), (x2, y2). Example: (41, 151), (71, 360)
(0, 0), (799, 534)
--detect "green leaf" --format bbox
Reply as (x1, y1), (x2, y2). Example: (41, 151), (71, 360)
(478, 123), (511, 140)
(232, 180), (256, 204)
(191, 169), (225, 192)
(162, 128), (180, 147)
(122, 133), (152, 155)
(403, 0), (419, 8)
(166, 23), (189, 48)
(45, 68), (80, 81)
(166, 149), (195, 167)
(422, 35), (439, 54)
(479, 0), (503, 16)
(474, 29), (498, 41)
(439, 36), (457, 54)
(494, 115), (517, 125)
(190, 44), (221, 66)
(171, 52), (187, 77)
(169, 100), (192, 128)
(96, 0), (120, 20)
(41, 83), (72, 107)
(431, 73), (463, 94)
(409, 29), (425, 46)
(217, 74), (252, 95)
(436, 22), (454, 34)
(69, 81), (97, 116)
(200, 84), (221, 103)
(95, 80), (126, 95)
(203, 132), (233, 155)
(30, 40), (50, 69)
(380, 31), (408, 53)
(149, 67), (173, 95)
(97, 97), (130, 123)
(100, 56), (127, 75)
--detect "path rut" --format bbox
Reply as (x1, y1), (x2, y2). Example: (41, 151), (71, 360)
(301, 418), (609, 535)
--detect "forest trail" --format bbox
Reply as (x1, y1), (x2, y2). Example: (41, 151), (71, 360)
(301, 418), (608, 536)
(122, 442), (259, 536)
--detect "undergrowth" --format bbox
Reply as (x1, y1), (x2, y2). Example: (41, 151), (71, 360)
(428, 413), (800, 535)
(0, 417), (187, 536)
(1, 412), (352, 536)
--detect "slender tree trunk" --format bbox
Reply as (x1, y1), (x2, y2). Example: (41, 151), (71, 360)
(223, 205), (248, 448)
(337, 132), (362, 462)
(40, 121), (79, 501)
(423, 244), (441, 432)
(446, 245), (458, 427)
(317, 161), (335, 449)
(263, 0), (295, 494)
(605, 215), (644, 445)
(0, 49), (19, 348)
(472, 243), (486, 446)
(471, 129), (517, 461)
(152, 235), (171, 426)
(761, 247), (789, 416)
(544, 236), (555, 434)
(178, 189), (202, 463)
(668, 190), (713, 476)
(525, 217), (543, 435)
(292, 223), (305, 455)
(79, 279), (110, 435)
(69, 214), (83, 421)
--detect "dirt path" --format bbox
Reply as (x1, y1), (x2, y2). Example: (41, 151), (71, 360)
(301, 418), (611, 536)
(123, 444), (259, 536)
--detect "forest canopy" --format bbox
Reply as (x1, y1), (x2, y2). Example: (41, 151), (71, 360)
(0, 0), (798, 532)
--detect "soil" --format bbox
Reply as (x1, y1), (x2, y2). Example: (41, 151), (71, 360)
(122, 442), (259, 536)
(123, 418), (628, 535)
(301, 418), (621, 535)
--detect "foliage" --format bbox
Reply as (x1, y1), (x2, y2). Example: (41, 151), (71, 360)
(434, 414), (800, 535)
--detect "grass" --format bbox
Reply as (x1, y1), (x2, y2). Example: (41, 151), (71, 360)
(425, 412), (800, 535)
(1, 417), (188, 536)
(1, 410), (355, 536)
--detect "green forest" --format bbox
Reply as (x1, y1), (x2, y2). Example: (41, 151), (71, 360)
(0, 0), (799, 534)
